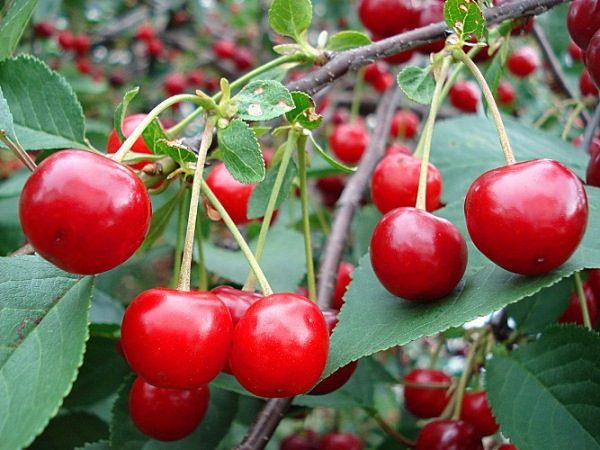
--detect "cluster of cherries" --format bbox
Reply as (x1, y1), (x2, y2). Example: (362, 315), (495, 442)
(280, 430), (363, 450)
(567, 0), (600, 96)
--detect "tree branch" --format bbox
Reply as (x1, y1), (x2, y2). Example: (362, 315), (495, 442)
(235, 397), (294, 450)
(583, 101), (600, 153)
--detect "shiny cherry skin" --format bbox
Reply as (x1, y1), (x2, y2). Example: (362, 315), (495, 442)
(567, 0), (600, 50)
(129, 377), (209, 441)
(464, 159), (588, 275)
(229, 293), (329, 398)
(460, 391), (499, 436)
(206, 163), (256, 225)
(357, 0), (420, 36)
(498, 445), (518, 450)
(415, 420), (483, 450)
(329, 122), (370, 165)
(371, 72), (394, 92)
(364, 61), (389, 83)
(320, 432), (363, 450)
(280, 430), (320, 450)
(587, 148), (600, 186)
(371, 208), (467, 300)
(332, 262), (355, 309)
(404, 368), (452, 418)
(568, 41), (584, 61)
(121, 288), (233, 389)
(559, 281), (599, 327)
(507, 47), (540, 78)
(580, 69), (599, 97)
(371, 154), (442, 214)
(588, 269), (600, 295)
(450, 81), (480, 113)
(19, 150), (151, 274)
(390, 110), (420, 140)
(164, 72), (187, 96)
(309, 309), (358, 395)
(107, 114), (157, 169)
(497, 80), (516, 106)
(385, 143), (412, 156)
(585, 30), (600, 89)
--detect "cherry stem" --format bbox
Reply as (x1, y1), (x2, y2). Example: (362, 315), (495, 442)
(429, 334), (446, 368)
(201, 180), (273, 296)
(400, 379), (452, 390)
(371, 411), (416, 447)
(561, 102), (586, 140)
(298, 133), (317, 302)
(415, 55), (451, 210)
(0, 131), (37, 172)
(454, 48), (516, 165)
(112, 94), (204, 163)
(242, 129), (296, 291)
(171, 185), (190, 288)
(167, 54), (307, 138)
(350, 67), (365, 122)
(176, 115), (217, 292)
(574, 271), (592, 330)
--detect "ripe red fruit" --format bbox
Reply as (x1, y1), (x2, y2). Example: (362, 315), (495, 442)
(586, 148), (600, 186)
(75, 58), (93, 76)
(584, 30), (600, 89)
(589, 269), (600, 296)
(187, 70), (204, 87)
(146, 38), (164, 57)
(559, 281), (599, 326)
(121, 288), (233, 388)
(107, 114), (156, 170)
(390, 110), (420, 140)
(129, 377), (209, 441)
(280, 430), (320, 450)
(385, 143), (412, 156)
(233, 47), (255, 71)
(332, 109), (349, 126)
(213, 39), (236, 59)
(450, 81), (480, 113)
(416, 2), (445, 54)
(320, 432), (363, 450)
(415, 420), (483, 450)
(371, 72), (394, 92)
(370, 207), (468, 301)
(19, 150), (151, 275)
(567, 0), (600, 50)
(72, 34), (91, 56)
(206, 163), (256, 225)
(464, 159), (588, 275)
(309, 309), (358, 395)
(316, 174), (346, 208)
(580, 69), (599, 97)
(371, 154), (442, 214)
(57, 30), (74, 50)
(497, 80), (516, 106)
(404, 368), (451, 418)
(507, 47), (540, 78)
(332, 262), (354, 309)
(33, 21), (54, 38)
(364, 62), (389, 84)
(498, 445), (518, 450)
(329, 122), (370, 165)
(135, 24), (155, 42)
(357, 0), (420, 36)
(568, 41), (584, 61)
(229, 293), (329, 397)
(460, 391), (499, 436)
(163, 72), (187, 96)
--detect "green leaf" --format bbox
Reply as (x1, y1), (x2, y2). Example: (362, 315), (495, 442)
(0, 86), (18, 143)
(141, 119), (196, 165)
(484, 38), (510, 101)
(486, 326), (600, 450)
(308, 133), (356, 174)
(114, 87), (139, 142)
(0, 55), (88, 150)
(327, 31), (371, 51)
(140, 186), (186, 251)
(0, 255), (92, 449)
(247, 159), (297, 219)
(29, 412), (109, 450)
(444, 0), (485, 41)
(286, 91), (322, 129)
(397, 66), (435, 105)
(76, 441), (111, 450)
(203, 225), (306, 293)
(0, 0), (38, 60)
(324, 187), (600, 377)
(268, 0), (312, 40)
(217, 119), (265, 184)
(234, 80), (294, 122)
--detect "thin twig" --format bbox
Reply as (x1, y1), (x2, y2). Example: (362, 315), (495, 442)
(235, 397), (294, 450)
(583, 101), (600, 153)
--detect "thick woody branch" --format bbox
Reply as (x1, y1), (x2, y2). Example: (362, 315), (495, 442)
(235, 397), (294, 450)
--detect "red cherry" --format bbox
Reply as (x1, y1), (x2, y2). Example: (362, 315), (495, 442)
(371, 72), (394, 92)
(107, 114), (157, 170)
(364, 62), (389, 84)
(370, 154), (443, 214)
(187, 70), (204, 87)
(589, 269), (600, 296)
(370, 207), (468, 301)
(332, 109), (349, 126)
(163, 72), (187, 96)
(580, 69), (599, 97)
(213, 39), (236, 59)
(75, 57), (93, 76)
(390, 110), (420, 140)
(320, 432), (363, 450)
(57, 30), (74, 50)
(136, 24), (155, 42)
(404, 368), (451, 418)
(72, 34), (91, 56)
(357, 0), (420, 36)
(559, 281), (600, 327)
(506, 47), (540, 78)
(586, 148), (600, 186)
(464, 159), (588, 275)
(146, 38), (164, 57)
(19, 150), (151, 275)
(584, 30), (600, 89)
(233, 47), (255, 71)
(567, 0), (600, 50)
(496, 80), (516, 106)
(498, 445), (518, 450)
(415, 420), (483, 450)
(205, 163), (256, 225)
(109, 71), (127, 87)
(568, 41), (584, 61)
(316, 174), (346, 208)
(309, 309), (358, 395)
(229, 293), (329, 397)
(416, 2), (445, 54)
(450, 81), (480, 113)
(385, 143), (412, 156)
(34, 21), (54, 38)
(460, 391), (499, 436)
(129, 377), (209, 441)
(280, 430), (320, 450)
(329, 122), (370, 165)
(332, 262), (354, 309)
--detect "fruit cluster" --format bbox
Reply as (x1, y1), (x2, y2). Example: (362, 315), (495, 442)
(568, 0), (600, 93)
